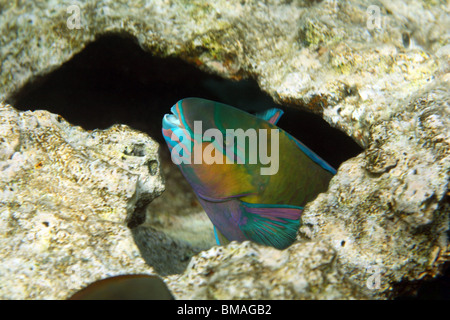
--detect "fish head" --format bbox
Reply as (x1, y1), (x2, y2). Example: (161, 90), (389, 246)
(162, 98), (265, 201)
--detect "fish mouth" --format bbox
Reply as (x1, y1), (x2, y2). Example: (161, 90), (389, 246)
(163, 105), (182, 130)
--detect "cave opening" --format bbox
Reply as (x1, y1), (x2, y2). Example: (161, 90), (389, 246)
(8, 33), (362, 275)
(8, 33), (362, 169)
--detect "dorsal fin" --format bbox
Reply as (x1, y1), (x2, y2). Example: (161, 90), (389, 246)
(254, 108), (336, 175)
(254, 108), (284, 125)
(291, 136), (337, 175)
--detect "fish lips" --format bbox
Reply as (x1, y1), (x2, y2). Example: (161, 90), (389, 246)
(162, 104), (189, 152)
(162, 105), (181, 130)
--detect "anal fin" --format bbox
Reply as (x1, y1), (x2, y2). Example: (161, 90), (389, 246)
(214, 226), (230, 246)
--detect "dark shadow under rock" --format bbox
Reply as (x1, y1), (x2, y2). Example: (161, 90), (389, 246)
(131, 224), (202, 276)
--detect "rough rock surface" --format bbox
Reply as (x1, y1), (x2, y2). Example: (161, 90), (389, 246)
(166, 240), (372, 299)
(300, 82), (449, 293)
(0, 103), (164, 299)
(0, 0), (449, 299)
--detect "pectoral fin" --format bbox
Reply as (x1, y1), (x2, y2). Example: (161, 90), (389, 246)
(238, 202), (303, 250)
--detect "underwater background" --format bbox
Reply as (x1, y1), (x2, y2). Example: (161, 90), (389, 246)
(0, 0), (448, 299)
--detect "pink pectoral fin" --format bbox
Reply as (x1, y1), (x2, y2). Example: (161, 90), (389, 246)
(238, 202), (302, 250)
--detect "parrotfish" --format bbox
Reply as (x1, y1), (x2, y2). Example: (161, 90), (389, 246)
(69, 275), (174, 300)
(162, 98), (336, 250)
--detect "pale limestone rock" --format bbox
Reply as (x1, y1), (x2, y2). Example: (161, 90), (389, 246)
(166, 240), (370, 299)
(0, 102), (164, 299)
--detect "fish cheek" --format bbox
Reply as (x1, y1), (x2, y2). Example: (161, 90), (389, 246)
(181, 161), (254, 200)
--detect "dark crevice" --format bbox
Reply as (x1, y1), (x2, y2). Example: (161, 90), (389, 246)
(394, 261), (450, 300)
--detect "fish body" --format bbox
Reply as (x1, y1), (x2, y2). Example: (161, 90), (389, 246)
(162, 98), (335, 249)
(69, 275), (174, 300)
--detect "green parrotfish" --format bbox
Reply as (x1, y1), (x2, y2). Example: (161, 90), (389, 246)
(162, 98), (336, 250)
(69, 275), (174, 300)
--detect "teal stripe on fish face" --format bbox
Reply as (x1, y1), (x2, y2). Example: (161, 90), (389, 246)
(162, 101), (199, 164)
(161, 98), (336, 250)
